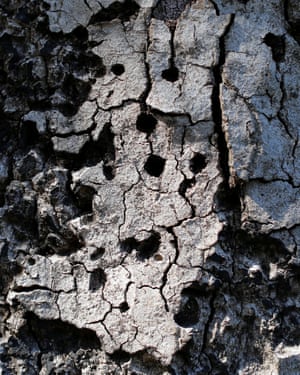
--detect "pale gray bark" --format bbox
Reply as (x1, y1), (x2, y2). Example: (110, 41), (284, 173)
(0, 0), (300, 374)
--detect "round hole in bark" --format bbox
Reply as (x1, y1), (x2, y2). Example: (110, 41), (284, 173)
(174, 296), (200, 327)
(162, 66), (179, 82)
(136, 113), (157, 134)
(90, 247), (105, 261)
(144, 155), (166, 177)
(119, 302), (129, 312)
(189, 153), (207, 174)
(154, 254), (163, 261)
(111, 63), (125, 76)
(28, 257), (35, 265)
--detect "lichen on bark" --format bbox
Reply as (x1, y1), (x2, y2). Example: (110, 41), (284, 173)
(0, 0), (300, 374)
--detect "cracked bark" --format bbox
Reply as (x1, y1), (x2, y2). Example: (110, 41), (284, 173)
(1, 0), (300, 374)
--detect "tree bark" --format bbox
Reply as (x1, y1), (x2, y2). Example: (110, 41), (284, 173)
(0, 0), (300, 374)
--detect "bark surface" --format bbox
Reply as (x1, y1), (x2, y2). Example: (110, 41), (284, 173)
(0, 0), (300, 374)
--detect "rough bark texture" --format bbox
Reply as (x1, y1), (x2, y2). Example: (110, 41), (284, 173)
(0, 0), (300, 374)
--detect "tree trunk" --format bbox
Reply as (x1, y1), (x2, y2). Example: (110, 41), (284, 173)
(0, 0), (300, 373)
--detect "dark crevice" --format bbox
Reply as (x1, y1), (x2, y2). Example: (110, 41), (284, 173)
(201, 293), (216, 352)
(212, 14), (235, 188)
(13, 285), (57, 293)
(160, 227), (180, 312)
(139, 23), (153, 113)
(89, 0), (140, 24)
(178, 175), (196, 217)
(178, 176), (195, 198)
(23, 312), (101, 353)
(161, 24), (179, 82)
(284, 0), (300, 44)
(263, 33), (285, 62)
(210, 0), (220, 16)
(212, 14), (242, 226)
(288, 21), (300, 44)
(0, 242), (22, 295)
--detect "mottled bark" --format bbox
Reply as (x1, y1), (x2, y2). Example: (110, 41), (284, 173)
(0, 0), (300, 374)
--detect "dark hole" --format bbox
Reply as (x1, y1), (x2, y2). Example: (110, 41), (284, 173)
(28, 258), (35, 266)
(120, 232), (161, 260)
(189, 153), (207, 174)
(120, 237), (138, 254)
(103, 164), (115, 180)
(73, 185), (95, 214)
(20, 121), (39, 147)
(89, 268), (106, 291)
(263, 33), (285, 62)
(162, 66), (179, 82)
(119, 302), (129, 313)
(111, 63), (125, 76)
(136, 113), (157, 134)
(144, 155), (166, 177)
(90, 247), (105, 261)
(137, 231), (161, 260)
(110, 349), (131, 363)
(174, 296), (199, 327)
(178, 177), (195, 198)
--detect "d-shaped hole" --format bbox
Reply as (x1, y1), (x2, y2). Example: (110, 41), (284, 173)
(136, 113), (157, 134)
(263, 33), (285, 62)
(111, 63), (125, 76)
(119, 302), (129, 313)
(144, 155), (166, 177)
(189, 153), (207, 174)
(89, 268), (106, 291)
(90, 247), (105, 261)
(174, 296), (200, 327)
(162, 66), (179, 82)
